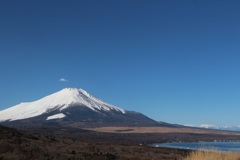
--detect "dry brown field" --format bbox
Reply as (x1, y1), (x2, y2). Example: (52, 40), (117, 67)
(86, 126), (240, 135)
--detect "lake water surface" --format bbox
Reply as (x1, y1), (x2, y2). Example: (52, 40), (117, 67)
(152, 142), (240, 151)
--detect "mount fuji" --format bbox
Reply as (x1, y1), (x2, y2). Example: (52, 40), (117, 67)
(0, 88), (159, 127)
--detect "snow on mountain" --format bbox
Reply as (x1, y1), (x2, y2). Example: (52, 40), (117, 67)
(0, 88), (125, 122)
(184, 124), (240, 131)
(46, 113), (66, 120)
(200, 124), (218, 129)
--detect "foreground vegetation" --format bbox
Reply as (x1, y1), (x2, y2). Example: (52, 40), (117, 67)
(183, 149), (240, 160)
(2, 125), (240, 160)
(0, 125), (190, 160)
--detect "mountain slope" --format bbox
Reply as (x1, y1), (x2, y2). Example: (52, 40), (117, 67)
(0, 88), (125, 122)
(0, 88), (158, 127)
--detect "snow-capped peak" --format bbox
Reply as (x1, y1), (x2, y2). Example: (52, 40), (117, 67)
(0, 88), (125, 122)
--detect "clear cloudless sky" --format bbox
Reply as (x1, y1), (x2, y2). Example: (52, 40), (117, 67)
(0, 0), (240, 126)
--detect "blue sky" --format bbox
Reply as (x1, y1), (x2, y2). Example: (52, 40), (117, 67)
(0, 0), (240, 126)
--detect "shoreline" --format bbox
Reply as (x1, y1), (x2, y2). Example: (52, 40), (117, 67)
(151, 141), (240, 152)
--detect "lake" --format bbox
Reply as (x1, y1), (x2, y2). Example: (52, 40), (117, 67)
(152, 142), (240, 151)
